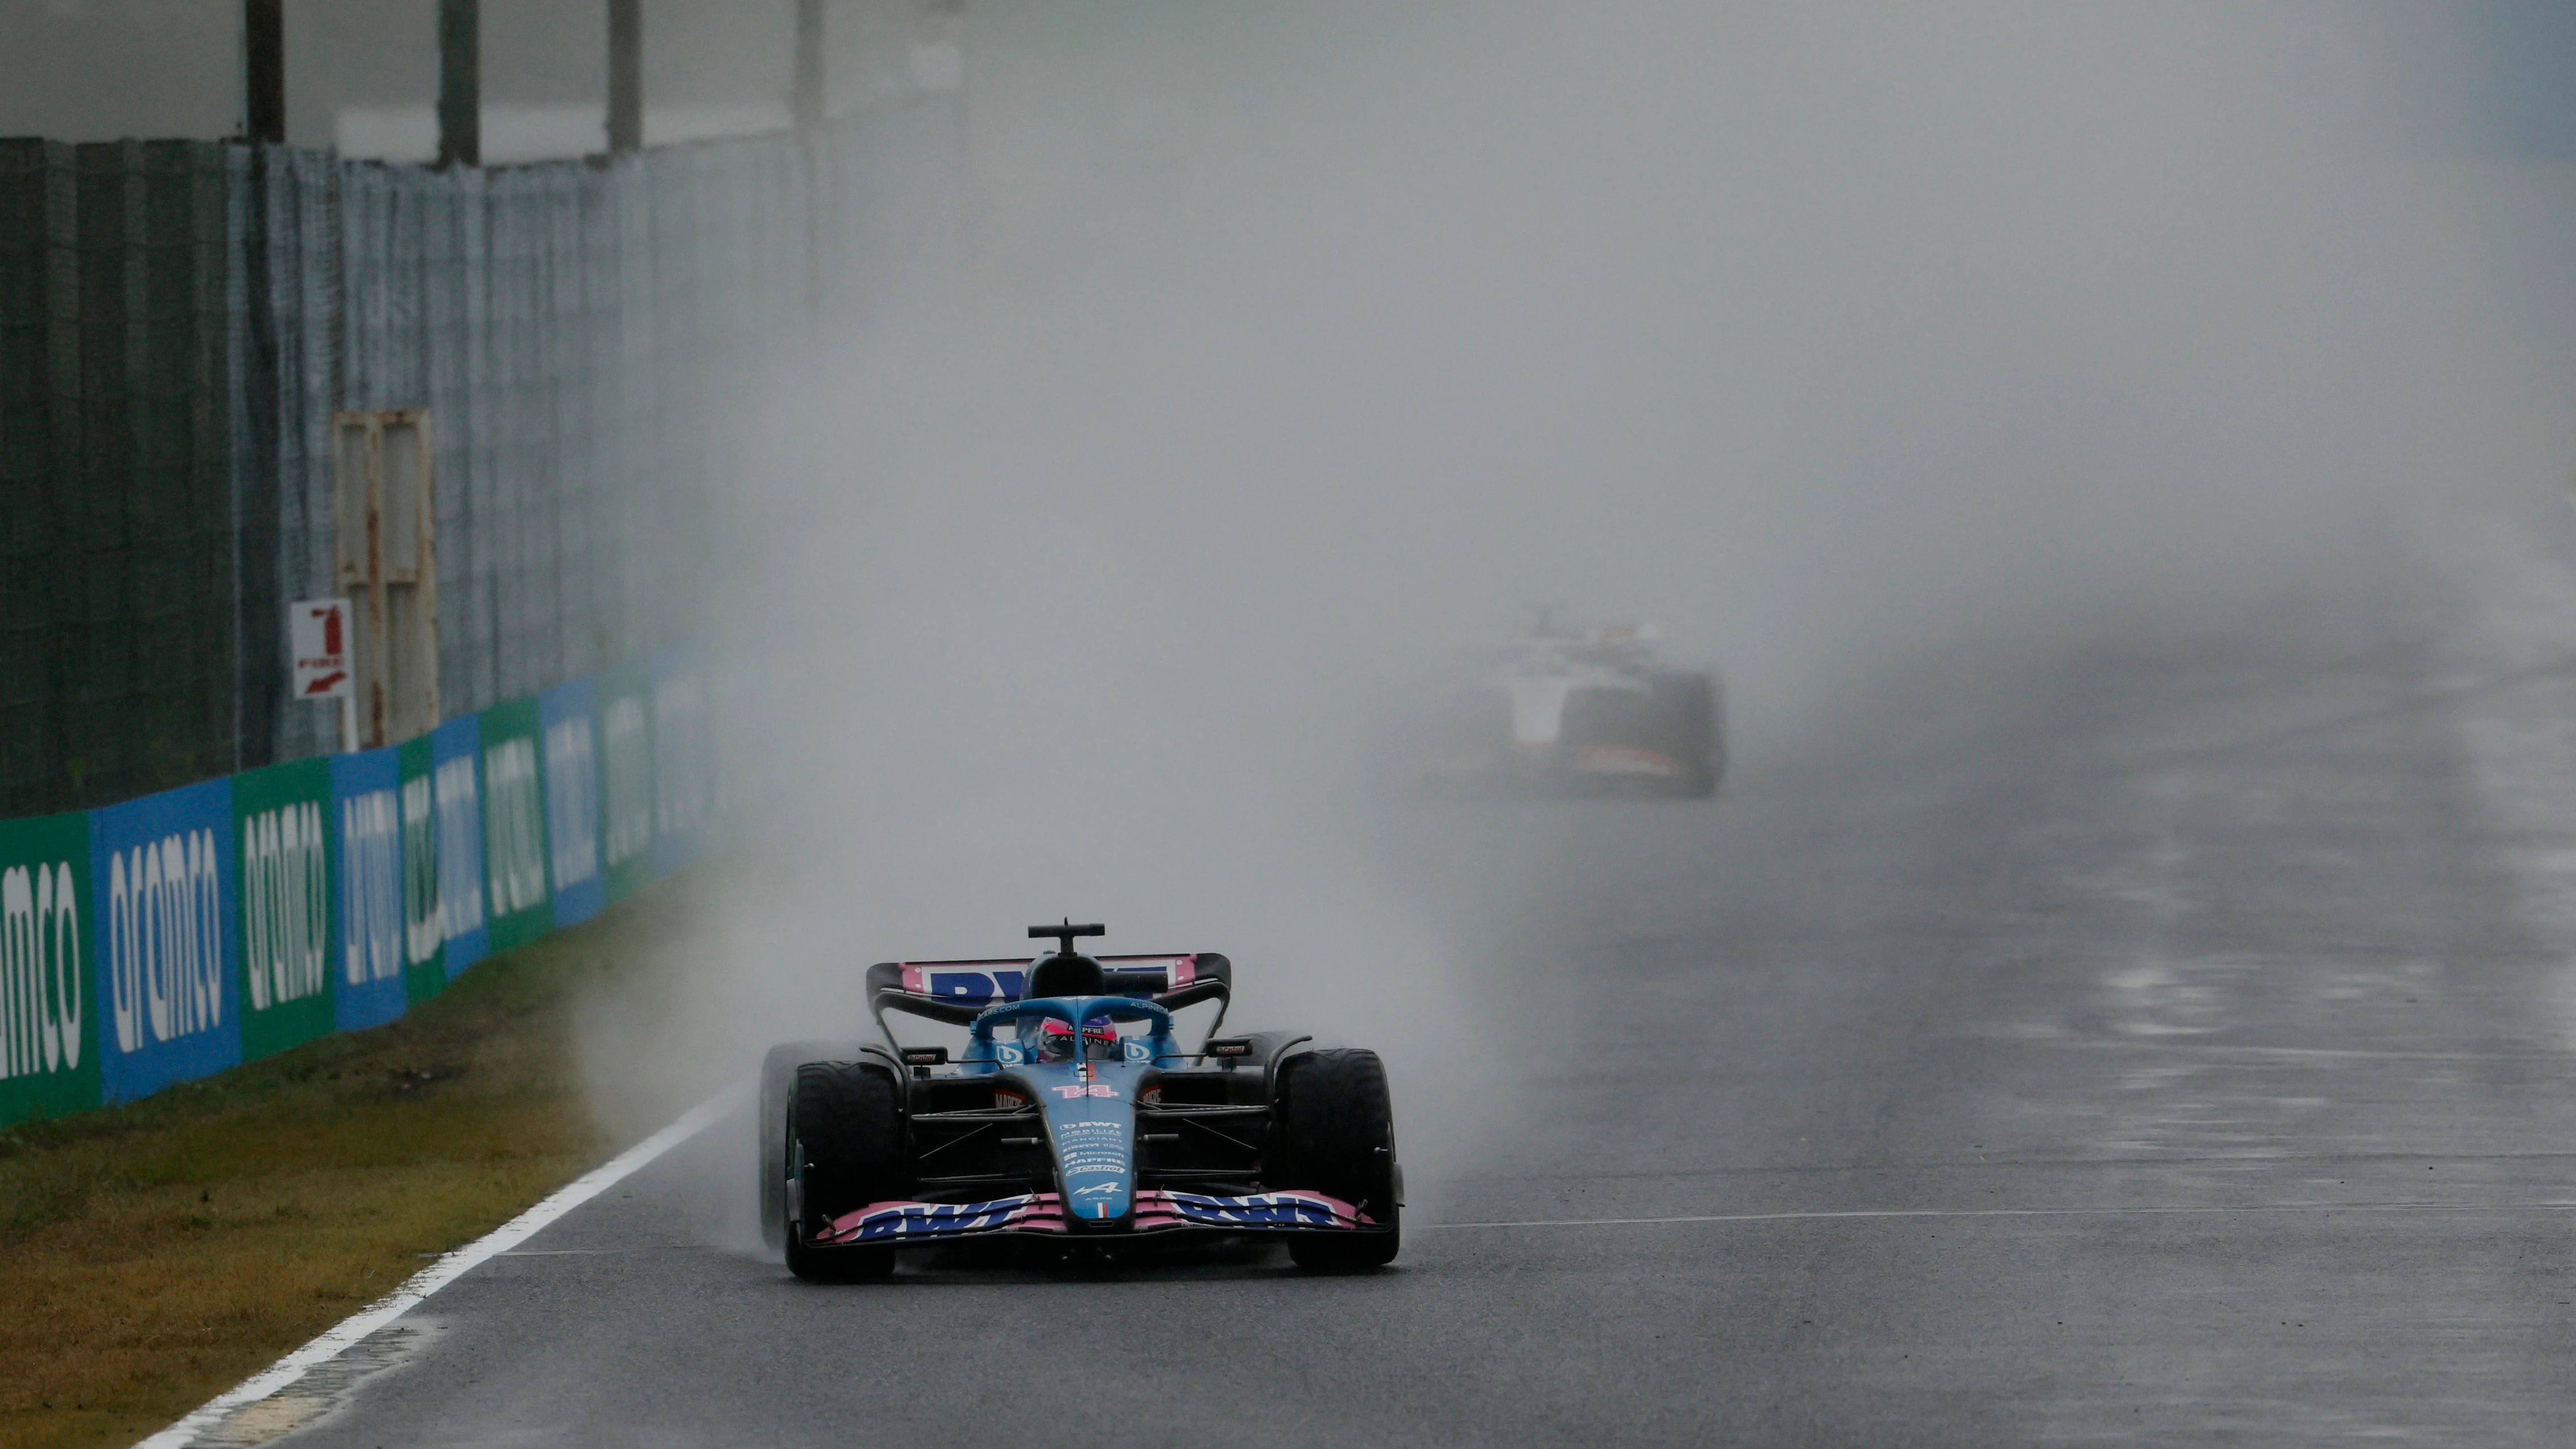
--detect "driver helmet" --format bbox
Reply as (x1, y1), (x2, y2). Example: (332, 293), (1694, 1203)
(1032, 1017), (1121, 1061)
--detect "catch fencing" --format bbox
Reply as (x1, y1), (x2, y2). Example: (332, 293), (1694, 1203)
(2, 111), (932, 817)
(0, 101), (962, 1123)
(0, 140), (236, 819)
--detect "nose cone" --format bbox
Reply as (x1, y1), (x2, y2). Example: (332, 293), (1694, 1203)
(1038, 1068), (1136, 1228)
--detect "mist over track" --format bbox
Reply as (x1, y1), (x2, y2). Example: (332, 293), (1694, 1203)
(174, 500), (2576, 1446)
(147, 5), (2576, 1442)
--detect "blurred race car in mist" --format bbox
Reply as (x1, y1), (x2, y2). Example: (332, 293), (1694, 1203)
(1417, 618), (1723, 797)
(759, 922), (1401, 1280)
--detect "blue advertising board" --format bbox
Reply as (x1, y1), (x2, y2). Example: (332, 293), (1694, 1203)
(89, 777), (242, 1104)
(538, 677), (605, 927)
(650, 643), (714, 878)
(330, 748), (408, 1033)
(429, 712), (488, 979)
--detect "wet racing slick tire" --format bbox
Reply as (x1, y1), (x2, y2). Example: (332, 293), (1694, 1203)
(759, 1041), (863, 1253)
(784, 1060), (905, 1283)
(1275, 1048), (1402, 1272)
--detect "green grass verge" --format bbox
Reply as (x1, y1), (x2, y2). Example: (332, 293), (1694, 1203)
(0, 880), (699, 1449)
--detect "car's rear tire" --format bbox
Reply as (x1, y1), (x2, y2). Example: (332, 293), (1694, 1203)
(1650, 673), (1721, 798)
(1275, 1048), (1401, 1272)
(784, 1061), (905, 1283)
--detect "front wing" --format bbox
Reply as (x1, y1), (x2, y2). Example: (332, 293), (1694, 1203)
(811, 1189), (1377, 1246)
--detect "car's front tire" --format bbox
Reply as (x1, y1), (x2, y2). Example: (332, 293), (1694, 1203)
(1275, 1048), (1402, 1272)
(784, 1060), (905, 1283)
(759, 1041), (861, 1253)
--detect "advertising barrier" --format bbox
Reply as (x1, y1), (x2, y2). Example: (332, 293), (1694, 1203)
(233, 758), (336, 1062)
(479, 697), (553, 957)
(650, 644), (715, 880)
(539, 678), (605, 930)
(0, 650), (712, 1128)
(92, 778), (242, 1106)
(429, 713), (488, 980)
(597, 660), (656, 905)
(0, 811), (100, 1123)
(398, 736), (444, 1004)
(331, 750), (407, 1034)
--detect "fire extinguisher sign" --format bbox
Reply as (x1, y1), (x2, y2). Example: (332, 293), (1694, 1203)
(290, 599), (354, 699)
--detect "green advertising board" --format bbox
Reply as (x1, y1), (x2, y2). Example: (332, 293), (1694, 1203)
(398, 735), (445, 1004)
(479, 696), (553, 956)
(0, 810), (102, 1125)
(231, 756), (336, 1063)
(597, 659), (656, 904)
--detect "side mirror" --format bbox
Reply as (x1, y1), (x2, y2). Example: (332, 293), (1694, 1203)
(901, 1046), (949, 1067)
(1203, 1037), (1253, 1069)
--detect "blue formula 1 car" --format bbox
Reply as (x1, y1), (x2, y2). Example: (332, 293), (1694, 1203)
(758, 922), (1402, 1280)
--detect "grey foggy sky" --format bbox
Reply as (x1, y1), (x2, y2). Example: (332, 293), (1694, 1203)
(6, 2), (2576, 161)
(0, 0), (926, 156)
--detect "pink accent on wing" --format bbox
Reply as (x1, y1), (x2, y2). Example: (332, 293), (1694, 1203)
(1169, 954), (1196, 987)
(811, 1188), (1377, 1244)
(1130, 1188), (1375, 1229)
(816, 1192), (1072, 1244)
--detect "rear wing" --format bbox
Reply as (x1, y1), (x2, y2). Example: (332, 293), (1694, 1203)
(867, 953), (1233, 1033)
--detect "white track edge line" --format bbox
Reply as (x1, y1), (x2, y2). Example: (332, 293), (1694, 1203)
(135, 1084), (745, 1449)
(1420, 1200), (2576, 1229)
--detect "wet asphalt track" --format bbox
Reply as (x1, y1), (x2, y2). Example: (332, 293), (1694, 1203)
(233, 511), (2576, 1447)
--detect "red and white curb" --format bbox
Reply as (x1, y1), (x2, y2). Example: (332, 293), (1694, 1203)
(136, 1085), (743, 1449)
